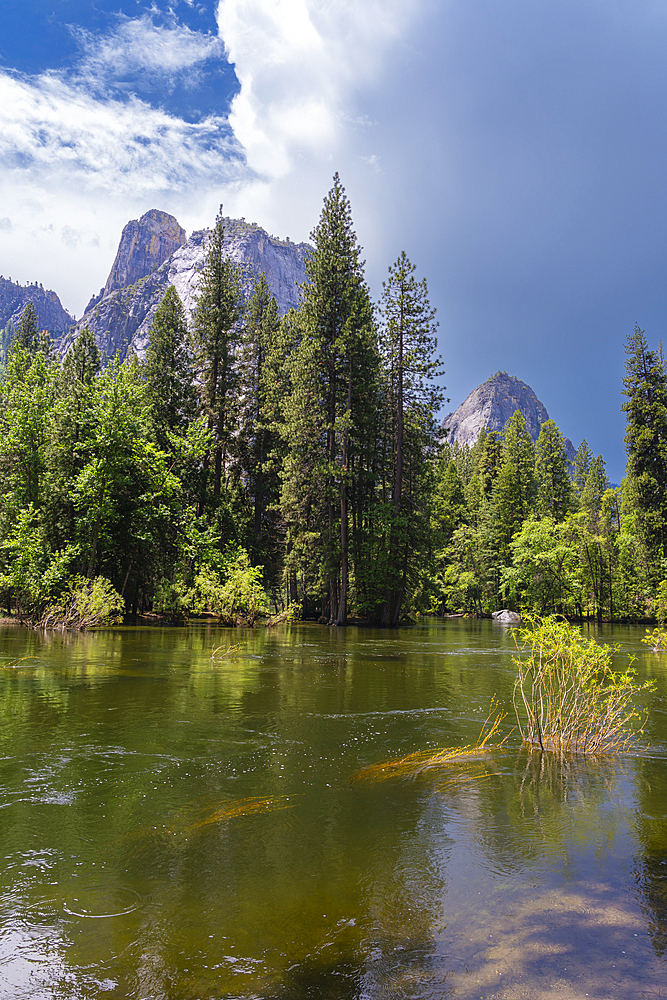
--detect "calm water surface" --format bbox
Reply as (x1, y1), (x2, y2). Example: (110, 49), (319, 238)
(0, 619), (666, 999)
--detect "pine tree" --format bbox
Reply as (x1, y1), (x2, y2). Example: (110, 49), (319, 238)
(145, 285), (196, 448)
(493, 411), (536, 565)
(377, 251), (444, 625)
(236, 273), (281, 573)
(433, 460), (467, 545)
(622, 324), (667, 576)
(46, 326), (101, 549)
(578, 454), (612, 622)
(11, 302), (39, 355)
(573, 439), (594, 497)
(281, 174), (376, 624)
(535, 419), (572, 521)
(191, 208), (243, 505)
(476, 429), (503, 500)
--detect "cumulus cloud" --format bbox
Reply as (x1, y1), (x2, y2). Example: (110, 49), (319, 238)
(217, 0), (419, 180)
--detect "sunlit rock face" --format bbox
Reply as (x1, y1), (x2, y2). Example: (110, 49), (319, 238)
(103, 209), (187, 298)
(442, 371), (576, 458)
(61, 216), (311, 361)
(0, 276), (73, 336)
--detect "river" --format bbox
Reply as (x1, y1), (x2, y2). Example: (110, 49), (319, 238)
(0, 619), (665, 999)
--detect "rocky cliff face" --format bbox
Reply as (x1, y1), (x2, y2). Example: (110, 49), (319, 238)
(442, 372), (576, 458)
(61, 216), (310, 361)
(103, 209), (186, 298)
(0, 277), (74, 355)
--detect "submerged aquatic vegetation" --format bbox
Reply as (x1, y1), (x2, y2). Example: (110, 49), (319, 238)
(351, 698), (509, 786)
(211, 642), (243, 660)
(513, 616), (654, 755)
(178, 794), (294, 834)
(118, 794), (295, 849)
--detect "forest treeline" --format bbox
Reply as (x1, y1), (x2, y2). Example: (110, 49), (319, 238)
(0, 176), (665, 626)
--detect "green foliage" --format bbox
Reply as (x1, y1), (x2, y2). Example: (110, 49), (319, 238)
(376, 250), (444, 625)
(2, 191), (666, 628)
(573, 439), (594, 495)
(190, 548), (268, 625)
(622, 325), (667, 580)
(513, 616), (654, 754)
(145, 285), (196, 447)
(11, 302), (39, 354)
(279, 174), (378, 624)
(39, 575), (124, 629)
(191, 208), (244, 502)
(535, 419), (572, 520)
(642, 626), (667, 652)
(0, 505), (89, 623)
(503, 516), (580, 613)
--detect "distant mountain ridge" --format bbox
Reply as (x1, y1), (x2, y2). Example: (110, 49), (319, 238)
(442, 371), (576, 459)
(60, 210), (311, 361)
(0, 276), (74, 356)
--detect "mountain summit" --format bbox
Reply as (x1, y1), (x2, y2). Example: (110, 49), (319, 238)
(62, 213), (311, 361)
(0, 276), (74, 357)
(103, 209), (187, 298)
(442, 371), (576, 457)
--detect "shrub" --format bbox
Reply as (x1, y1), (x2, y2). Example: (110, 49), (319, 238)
(512, 616), (654, 754)
(642, 627), (667, 652)
(39, 576), (124, 630)
(190, 549), (268, 625)
(153, 577), (190, 623)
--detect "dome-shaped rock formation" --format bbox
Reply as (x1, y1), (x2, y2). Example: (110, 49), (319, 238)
(442, 372), (575, 458)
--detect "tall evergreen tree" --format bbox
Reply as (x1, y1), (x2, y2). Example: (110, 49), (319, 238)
(11, 302), (40, 355)
(191, 208), (243, 504)
(145, 285), (196, 447)
(377, 251), (443, 625)
(535, 419), (572, 521)
(622, 325), (667, 576)
(493, 411), (536, 564)
(281, 174), (376, 624)
(573, 439), (594, 497)
(45, 327), (101, 548)
(476, 429), (503, 500)
(236, 274), (282, 573)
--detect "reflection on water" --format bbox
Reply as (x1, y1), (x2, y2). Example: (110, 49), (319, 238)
(0, 620), (665, 998)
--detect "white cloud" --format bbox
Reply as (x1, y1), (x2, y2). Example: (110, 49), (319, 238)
(217, 0), (415, 181)
(0, 71), (244, 197)
(212, 0), (428, 262)
(0, 38), (247, 315)
(0, 1), (429, 316)
(72, 15), (225, 91)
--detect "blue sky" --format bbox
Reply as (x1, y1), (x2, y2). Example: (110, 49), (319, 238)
(2, 1), (667, 479)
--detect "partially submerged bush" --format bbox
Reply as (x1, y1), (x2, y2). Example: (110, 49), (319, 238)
(191, 549), (268, 625)
(513, 616), (654, 754)
(39, 576), (124, 630)
(642, 627), (667, 652)
(153, 577), (190, 623)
